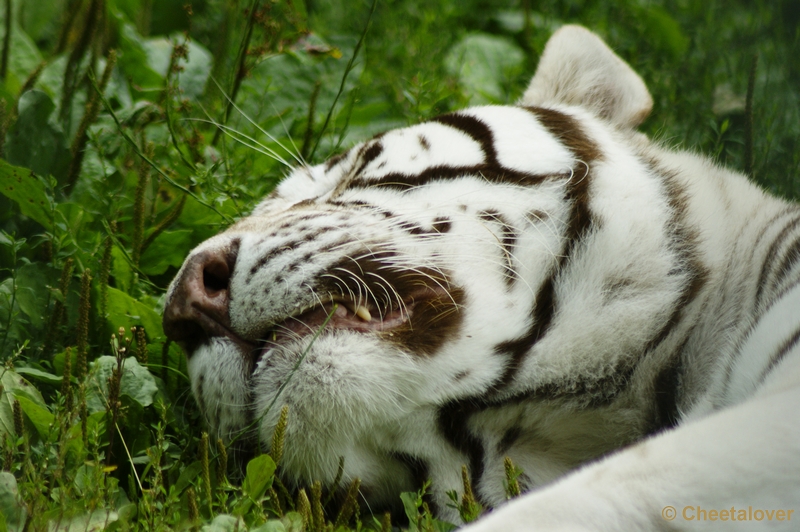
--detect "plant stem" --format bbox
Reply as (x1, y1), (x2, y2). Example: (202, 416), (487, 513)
(0, 0), (10, 81)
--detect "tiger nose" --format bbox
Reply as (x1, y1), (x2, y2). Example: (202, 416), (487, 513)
(163, 241), (239, 347)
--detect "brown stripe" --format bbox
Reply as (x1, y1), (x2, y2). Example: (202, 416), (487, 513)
(525, 107), (603, 163)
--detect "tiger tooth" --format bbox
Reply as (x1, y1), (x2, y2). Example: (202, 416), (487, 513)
(355, 306), (372, 322)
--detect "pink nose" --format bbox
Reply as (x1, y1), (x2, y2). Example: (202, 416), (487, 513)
(162, 241), (239, 350)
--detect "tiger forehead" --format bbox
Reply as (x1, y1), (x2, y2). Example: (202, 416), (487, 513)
(272, 106), (595, 207)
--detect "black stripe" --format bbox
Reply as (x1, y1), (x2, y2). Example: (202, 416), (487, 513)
(755, 211), (800, 307)
(350, 164), (559, 191)
(479, 210), (518, 286)
(324, 149), (350, 171)
(347, 111), (562, 191)
(431, 216), (451, 234)
(757, 323), (800, 387)
(490, 109), (600, 389)
(497, 426), (522, 454)
(355, 141), (384, 176)
(637, 159), (708, 432)
(648, 336), (691, 433)
(389, 452), (437, 516)
(772, 234), (800, 295)
(436, 401), (489, 508)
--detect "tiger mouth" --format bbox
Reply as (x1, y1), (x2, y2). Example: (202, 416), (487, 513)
(258, 289), (442, 351)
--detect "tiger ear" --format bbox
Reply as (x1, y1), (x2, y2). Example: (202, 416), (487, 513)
(520, 25), (653, 128)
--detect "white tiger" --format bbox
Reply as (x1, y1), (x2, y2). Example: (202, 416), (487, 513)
(163, 25), (800, 530)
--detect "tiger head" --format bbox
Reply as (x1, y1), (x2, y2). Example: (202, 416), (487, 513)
(164, 26), (696, 518)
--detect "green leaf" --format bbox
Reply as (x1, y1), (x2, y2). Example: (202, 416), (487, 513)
(0, 158), (53, 229)
(177, 39), (213, 99)
(15, 395), (53, 439)
(65, 411), (105, 464)
(174, 460), (203, 494)
(0, 472), (26, 532)
(251, 520), (286, 532)
(15, 367), (62, 386)
(401, 491), (421, 532)
(12, 262), (53, 330)
(234, 454), (276, 516)
(5, 89), (70, 181)
(18, 0), (61, 44)
(0, 368), (47, 436)
(143, 36), (212, 99)
(641, 7), (688, 60)
(110, 246), (132, 294)
(201, 515), (246, 532)
(444, 33), (525, 105)
(139, 229), (193, 276)
(0, 21), (43, 94)
(85, 356), (158, 413)
(110, 9), (164, 91)
(105, 287), (164, 339)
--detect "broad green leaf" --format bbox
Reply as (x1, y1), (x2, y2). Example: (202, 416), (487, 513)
(139, 229), (193, 276)
(251, 521), (287, 532)
(0, 21), (42, 94)
(85, 356), (158, 413)
(105, 286), (164, 339)
(18, 0), (61, 44)
(15, 395), (53, 439)
(110, 246), (132, 294)
(176, 39), (212, 99)
(12, 262), (54, 330)
(281, 513), (304, 532)
(401, 491), (421, 532)
(174, 460), (202, 494)
(0, 158), (53, 229)
(201, 515), (245, 532)
(143, 36), (212, 99)
(47, 510), (119, 532)
(15, 367), (62, 386)
(0, 368), (47, 439)
(641, 6), (689, 60)
(243, 454), (277, 498)
(110, 9), (164, 91)
(65, 412), (105, 463)
(234, 454), (276, 516)
(444, 33), (525, 105)
(0, 472), (26, 532)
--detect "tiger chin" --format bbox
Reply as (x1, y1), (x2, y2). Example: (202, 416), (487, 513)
(163, 25), (800, 530)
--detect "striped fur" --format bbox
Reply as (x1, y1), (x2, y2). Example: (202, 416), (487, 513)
(164, 25), (800, 529)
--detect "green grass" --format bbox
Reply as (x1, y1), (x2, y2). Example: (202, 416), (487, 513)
(0, 0), (798, 530)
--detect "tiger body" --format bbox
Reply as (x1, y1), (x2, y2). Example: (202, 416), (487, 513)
(164, 26), (800, 530)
